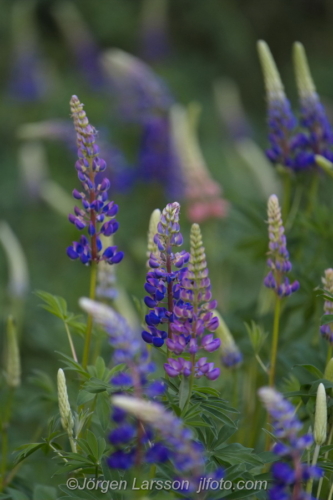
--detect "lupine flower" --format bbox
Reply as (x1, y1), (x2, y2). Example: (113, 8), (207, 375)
(170, 103), (228, 223)
(214, 311), (242, 368)
(79, 298), (167, 470)
(67, 95), (124, 266)
(147, 209), (161, 270)
(5, 317), (21, 389)
(112, 395), (223, 494)
(214, 78), (252, 141)
(293, 42), (333, 164)
(8, 3), (49, 102)
(57, 368), (77, 453)
(164, 223), (221, 381)
(320, 268), (333, 343)
(18, 120), (134, 194)
(142, 202), (190, 347)
(102, 49), (173, 122)
(314, 383), (327, 446)
(138, 114), (183, 198)
(0, 221), (29, 299)
(259, 387), (322, 500)
(53, 2), (105, 90)
(257, 41), (310, 171)
(264, 195), (299, 297)
(139, 0), (170, 62)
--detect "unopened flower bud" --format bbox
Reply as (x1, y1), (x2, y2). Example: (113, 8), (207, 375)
(5, 316), (21, 388)
(314, 383), (327, 446)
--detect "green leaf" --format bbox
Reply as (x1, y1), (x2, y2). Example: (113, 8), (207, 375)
(178, 377), (190, 410)
(293, 364), (323, 379)
(77, 390), (96, 406)
(201, 405), (237, 427)
(35, 290), (70, 320)
(56, 352), (89, 378)
(13, 443), (46, 464)
(33, 485), (57, 500)
(321, 314), (333, 325)
(213, 444), (263, 466)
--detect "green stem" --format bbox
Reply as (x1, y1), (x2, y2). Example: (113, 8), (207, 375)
(327, 345), (333, 365)
(269, 297), (281, 387)
(64, 322), (78, 362)
(316, 425), (333, 499)
(0, 389), (14, 492)
(82, 260), (97, 369)
(306, 443), (320, 495)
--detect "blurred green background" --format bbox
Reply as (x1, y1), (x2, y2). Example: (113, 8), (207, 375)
(1, 0), (333, 489)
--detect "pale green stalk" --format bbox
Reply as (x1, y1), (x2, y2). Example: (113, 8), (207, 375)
(82, 260), (97, 368)
(269, 296), (281, 387)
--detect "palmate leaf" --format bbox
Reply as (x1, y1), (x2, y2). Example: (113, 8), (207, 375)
(35, 290), (72, 321)
(213, 443), (263, 467)
(13, 442), (49, 464)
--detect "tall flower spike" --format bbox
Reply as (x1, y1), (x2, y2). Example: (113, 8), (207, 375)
(257, 41), (309, 171)
(57, 369), (76, 452)
(165, 223), (221, 381)
(79, 298), (167, 470)
(320, 268), (333, 343)
(67, 96), (124, 267)
(214, 311), (242, 368)
(147, 209), (161, 270)
(293, 42), (333, 163)
(112, 396), (223, 493)
(142, 202), (189, 347)
(5, 317), (21, 389)
(171, 103), (228, 222)
(314, 383), (327, 446)
(264, 195), (299, 297)
(258, 387), (322, 499)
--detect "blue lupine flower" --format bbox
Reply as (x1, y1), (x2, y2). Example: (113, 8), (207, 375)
(143, 202), (190, 347)
(259, 387), (322, 499)
(79, 298), (166, 470)
(264, 195), (299, 297)
(138, 114), (183, 198)
(102, 49), (174, 123)
(53, 2), (105, 90)
(258, 41), (313, 171)
(294, 42), (333, 165)
(112, 395), (223, 493)
(67, 96), (124, 266)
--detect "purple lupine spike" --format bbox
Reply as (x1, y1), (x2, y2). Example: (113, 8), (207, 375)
(320, 269), (333, 344)
(102, 49), (174, 123)
(112, 395), (224, 494)
(67, 96), (123, 266)
(259, 387), (322, 499)
(142, 202), (189, 348)
(264, 195), (299, 297)
(258, 41), (313, 171)
(138, 114), (184, 199)
(294, 42), (333, 165)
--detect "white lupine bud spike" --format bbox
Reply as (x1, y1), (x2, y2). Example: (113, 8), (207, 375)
(147, 209), (161, 269)
(0, 221), (29, 298)
(112, 396), (163, 423)
(5, 316), (21, 388)
(314, 383), (327, 445)
(293, 42), (316, 99)
(57, 369), (74, 435)
(214, 311), (242, 367)
(257, 40), (285, 101)
(324, 358), (333, 382)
